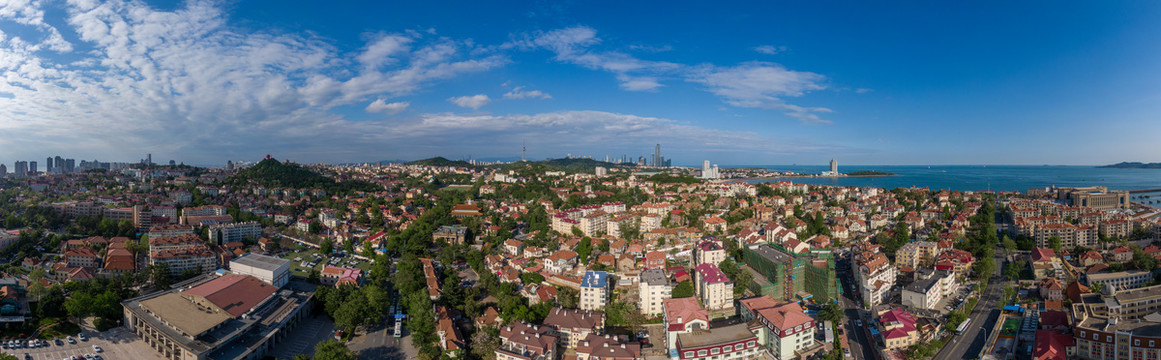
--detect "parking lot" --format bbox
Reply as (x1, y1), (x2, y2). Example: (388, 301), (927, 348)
(0, 327), (162, 360)
(284, 250), (371, 277)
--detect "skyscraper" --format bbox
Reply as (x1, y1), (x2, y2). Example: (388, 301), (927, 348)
(14, 161), (27, 177)
(29, 161), (37, 174)
(65, 159), (75, 173)
(653, 144), (661, 167)
(0, 164), (6, 177)
(55, 156), (64, 173)
(830, 159), (838, 174)
(46, 157), (54, 173)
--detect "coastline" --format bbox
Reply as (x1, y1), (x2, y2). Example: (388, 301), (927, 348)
(729, 174), (903, 183)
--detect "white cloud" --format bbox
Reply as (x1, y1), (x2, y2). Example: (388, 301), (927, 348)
(516, 26), (680, 91)
(856, 88), (873, 94)
(365, 99), (409, 114)
(688, 62), (832, 124)
(0, 0), (508, 162)
(503, 86), (551, 100)
(448, 94), (491, 109)
(754, 45), (786, 55)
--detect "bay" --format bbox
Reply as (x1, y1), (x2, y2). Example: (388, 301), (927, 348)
(730, 165), (1161, 192)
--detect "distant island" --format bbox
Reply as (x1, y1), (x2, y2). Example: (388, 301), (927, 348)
(1099, 162), (1161, 169)
(846, 170), (898, 176)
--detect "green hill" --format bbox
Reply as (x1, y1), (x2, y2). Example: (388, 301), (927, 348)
(406, 157), (476, 167)
(228, 158), (379, 194)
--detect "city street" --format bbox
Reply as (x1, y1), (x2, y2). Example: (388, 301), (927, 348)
(936, 246), (1006, 359)
(837, 257), (875, 360)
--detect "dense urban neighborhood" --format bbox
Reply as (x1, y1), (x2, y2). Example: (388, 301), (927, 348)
(0, 157), (1158, 360)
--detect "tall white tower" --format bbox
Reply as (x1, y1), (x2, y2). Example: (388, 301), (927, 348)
(830, 158), (838, 174)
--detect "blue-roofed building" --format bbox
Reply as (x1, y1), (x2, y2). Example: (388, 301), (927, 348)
(580, 270), (611, 311)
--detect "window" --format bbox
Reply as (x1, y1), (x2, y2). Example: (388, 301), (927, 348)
(748, 341), (756, 347)
(1081, 331), (1086, 337)
(1109, 335), (1114, 342)
(698, 350), (707, 357)
(734, 344), (743, 351)
(711, 348), (720, 355)
(1137, 339), (1142, 346)
(684, 351), (694, 358)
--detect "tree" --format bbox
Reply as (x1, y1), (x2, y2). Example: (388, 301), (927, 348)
(470, 326), (501, 360)
(1002, 235), (1016, 253)
(820, 302), (843, 323)
(1048, 236), (1062, 254)
(577, 237), (593, 265)
(313, 340), (357, 360)
(334, 290), (376, 333)
(673, 281), (694, 298)
(150, 263), (172, 289)
(320, 238), (334, 254)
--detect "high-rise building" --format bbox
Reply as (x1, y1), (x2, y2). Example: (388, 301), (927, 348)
(701, 160), (720, 180)
(14, 161), (27, 177)
(147, 153), (152, 165)
(0, 164), (6, 177)
(55, 156), (64, 173)
(65, 159), (75, 173)
(29, 161), (37, 174)
(830, 158), (837, 174)
(46, 157), (54, 173)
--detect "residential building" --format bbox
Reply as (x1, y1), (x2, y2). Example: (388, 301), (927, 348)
(855, 252), (896, 308)
(1084, 270), (1154, 291)
(580, 271), (611, 311)
(542, 308), (603, 350)
(695, 263), (733, 311)
(901, 270), (956, 310)
(639, 269), (672, 317)
(895, 241), (938, 269)
(692, 237), (726, 267)
(879, 309), (920, 350)
(497, 322), (558, 360)
(148, 224), (196, 239)
(576, 334), (642, 360)
(674, 324), (760, 360)
(208, 222), (262, 245)
(741, 295), (817, 360)
(663, 297), (710, 355)
(64, 247), (99, 269)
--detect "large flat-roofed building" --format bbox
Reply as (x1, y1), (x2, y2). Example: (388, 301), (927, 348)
(1056, 186), (1130, 210)
(1073, 290), (1161, 360)
(674, 323), (760, 360)
(230, 254), (290, 288)
(122, 274), (315, 360)
(1077, 284), (1161, 320)
(1084, 270), (1154, 291)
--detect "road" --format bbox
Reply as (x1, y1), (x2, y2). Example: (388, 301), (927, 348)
(836, 257), (876, 360)
(936, 246), (1006, 360)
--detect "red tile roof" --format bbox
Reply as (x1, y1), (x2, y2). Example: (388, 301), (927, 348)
(183, 274), (277, 317)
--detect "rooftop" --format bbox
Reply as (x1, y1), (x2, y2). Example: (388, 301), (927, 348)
(231, 253), (289, 271)
(581, 270), (610, 288)
(676, 323), (756, 349)
(640, 269), (668, 287)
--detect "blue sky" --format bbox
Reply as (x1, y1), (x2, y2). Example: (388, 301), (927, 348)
(1, 0), (1160, 166)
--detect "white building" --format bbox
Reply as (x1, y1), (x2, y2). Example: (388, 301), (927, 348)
(638, 269), (672, 316)
(901, 270), (957, 310)
(208, 221), (262, 245)
(856, 252), (896, 308)
(230, 254), (290, 288)
(579, 271), (611, 311)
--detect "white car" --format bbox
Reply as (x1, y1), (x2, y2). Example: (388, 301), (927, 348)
(93, 345), (103, 352)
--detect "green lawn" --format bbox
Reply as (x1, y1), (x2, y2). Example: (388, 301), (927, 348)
(282, 249), (373, 277)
